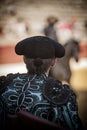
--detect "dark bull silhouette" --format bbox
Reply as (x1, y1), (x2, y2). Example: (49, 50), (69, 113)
(49, 39), (80, 84)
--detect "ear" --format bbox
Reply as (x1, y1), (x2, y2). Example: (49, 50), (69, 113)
(51, 58), (56, 66)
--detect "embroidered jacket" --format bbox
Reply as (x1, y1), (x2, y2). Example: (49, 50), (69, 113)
(0, 73), (83, 130)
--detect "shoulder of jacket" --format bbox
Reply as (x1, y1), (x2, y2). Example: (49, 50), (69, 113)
(42, 77), (75, 106)
(0, 73), (20, 94)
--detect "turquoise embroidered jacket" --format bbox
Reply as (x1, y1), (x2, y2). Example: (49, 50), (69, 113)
(0, 73), (83, 130)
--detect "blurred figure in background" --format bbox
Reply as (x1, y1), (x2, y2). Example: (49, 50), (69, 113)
(58, 17), (78, 44)
(43, 16), (59, 41)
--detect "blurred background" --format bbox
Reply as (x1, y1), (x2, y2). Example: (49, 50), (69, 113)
(0, 0), (87, 129)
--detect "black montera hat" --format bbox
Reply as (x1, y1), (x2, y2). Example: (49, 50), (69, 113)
(15, 36), (65, 58)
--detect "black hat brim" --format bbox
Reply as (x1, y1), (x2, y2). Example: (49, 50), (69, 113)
(15, 36), (65, 59)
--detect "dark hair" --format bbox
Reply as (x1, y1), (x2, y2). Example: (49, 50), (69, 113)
(47, 16), (58, 23)
(24, 57), (52, 75)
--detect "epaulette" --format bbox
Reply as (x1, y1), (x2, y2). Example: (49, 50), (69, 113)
(42, 77), (72, 106)
(0, 73), (19, 94)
